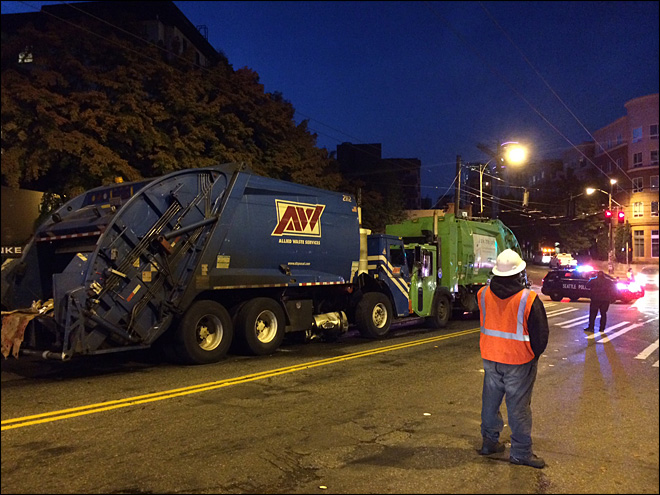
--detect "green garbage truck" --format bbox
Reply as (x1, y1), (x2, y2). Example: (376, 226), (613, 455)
(385, 211), (523, 325)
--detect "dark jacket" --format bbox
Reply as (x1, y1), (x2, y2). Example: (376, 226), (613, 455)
(586, 272), (616, 302)
(489, 275), (550, 359)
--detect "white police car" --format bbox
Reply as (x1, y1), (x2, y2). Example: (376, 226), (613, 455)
(548, 253), (577, 269)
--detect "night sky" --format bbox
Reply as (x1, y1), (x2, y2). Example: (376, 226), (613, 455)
(2, 1), (658, 202)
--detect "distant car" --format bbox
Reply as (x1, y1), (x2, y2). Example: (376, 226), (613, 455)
(549, 253), (577, 269)
(637, 265), (659, 289)
(541, 266), (644, 303)
(532, 251), (552, 265)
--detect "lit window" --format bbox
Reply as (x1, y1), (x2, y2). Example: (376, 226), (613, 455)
(652, 201), (659, 218)
(633, 177), (643, 193)
(651, 175), (659, 190)
(651, 150), (659, 167)
(633, 152), (643, 168)
(633, 202), (644, 218)
(632, 127), (643, 143)
(651, 124), (659, 140)
(18, 46), (33, 63)
(634, 230), (645, 258)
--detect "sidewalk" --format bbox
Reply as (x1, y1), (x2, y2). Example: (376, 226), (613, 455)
(584, 259), (634, 279)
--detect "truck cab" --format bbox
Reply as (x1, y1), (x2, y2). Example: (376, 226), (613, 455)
(405, 243), (438, 318)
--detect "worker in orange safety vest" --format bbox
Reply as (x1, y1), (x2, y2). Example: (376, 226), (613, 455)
(476, 249), (549, 469)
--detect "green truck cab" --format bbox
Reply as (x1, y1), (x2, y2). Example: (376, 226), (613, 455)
(387, 212), (522, 321)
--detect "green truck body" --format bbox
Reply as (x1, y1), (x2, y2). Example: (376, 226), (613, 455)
(386, 213), (522, 314)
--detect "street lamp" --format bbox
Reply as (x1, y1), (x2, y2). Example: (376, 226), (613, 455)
(586, 179), (620, 273)
(479, 158), (495, 216)
(479, 142), (528, 216)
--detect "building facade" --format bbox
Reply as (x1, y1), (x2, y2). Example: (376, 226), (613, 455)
(1, 1), (220, 68)
(592, 94), (659, 263)
(562, 141), (596, 182)
(336, 142), (422, 210)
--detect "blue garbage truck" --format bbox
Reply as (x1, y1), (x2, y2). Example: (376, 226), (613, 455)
(1, 163), (521, 364)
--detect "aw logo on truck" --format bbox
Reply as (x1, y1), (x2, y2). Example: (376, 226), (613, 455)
(271, 200), (325, 237)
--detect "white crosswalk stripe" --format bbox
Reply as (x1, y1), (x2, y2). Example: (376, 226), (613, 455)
(635, 339), (659, 360)
(557, 315), (589, 325)
(594, 322), (644, 343)
(556, 315), (590, 328)
(536, 298), (656, 366)
(541, 302), (657, 367)
(585, 321), (630, 339)
(546, 307), (579, 318)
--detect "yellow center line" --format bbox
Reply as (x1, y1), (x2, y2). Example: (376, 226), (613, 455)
(1, 327), (480, 430)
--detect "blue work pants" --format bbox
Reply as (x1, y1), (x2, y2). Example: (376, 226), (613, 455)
(481, 358), (538, 459)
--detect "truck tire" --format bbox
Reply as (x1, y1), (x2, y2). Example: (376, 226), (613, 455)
(356, 292), (392, 339)
(426, 293), (451, 329)
(235, 298), (286, 355)
(174, 300), (233, 365)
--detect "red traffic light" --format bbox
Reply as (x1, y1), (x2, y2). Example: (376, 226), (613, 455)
(618, 211), (625, 223)
(604, 210), (612, 218)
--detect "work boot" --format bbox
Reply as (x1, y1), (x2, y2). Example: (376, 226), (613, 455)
(478, 439), (505, 455)
(510, 454), (545, 468)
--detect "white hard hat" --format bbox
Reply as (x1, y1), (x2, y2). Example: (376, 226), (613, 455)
(492, 249), (526, 276)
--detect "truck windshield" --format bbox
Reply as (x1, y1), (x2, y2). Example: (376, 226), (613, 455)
(389, 244), (407, 267)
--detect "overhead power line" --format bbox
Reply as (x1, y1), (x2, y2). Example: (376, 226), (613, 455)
(478, 1), (633, 185)
(424, 1), (631, 186)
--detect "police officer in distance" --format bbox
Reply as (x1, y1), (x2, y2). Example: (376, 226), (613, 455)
(477, 249), (549, 469)
(584, 270), (617, 333)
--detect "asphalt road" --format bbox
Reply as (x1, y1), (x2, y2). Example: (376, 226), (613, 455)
(1, 267), (658, 494)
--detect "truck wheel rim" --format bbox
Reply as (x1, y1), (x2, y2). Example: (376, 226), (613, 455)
(196, 315), (224, 351)
(254, 310), (278, 343)
(372, 303), (388, 328)
(437, 300), (448, 320)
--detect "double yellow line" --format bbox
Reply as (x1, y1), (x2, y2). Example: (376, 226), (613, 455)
(2, 327), (479, 431)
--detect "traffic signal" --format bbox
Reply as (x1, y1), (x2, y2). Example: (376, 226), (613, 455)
(618, 211), (625, 223)
(604, 210), (612, 224)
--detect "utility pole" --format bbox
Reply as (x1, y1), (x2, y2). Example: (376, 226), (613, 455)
(477, 142), (501, 218)
(455, 155), (462, 215)
(608, 192), (613, 274)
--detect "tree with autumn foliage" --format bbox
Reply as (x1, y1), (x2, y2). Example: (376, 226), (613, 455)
(1, 13), (342, 201)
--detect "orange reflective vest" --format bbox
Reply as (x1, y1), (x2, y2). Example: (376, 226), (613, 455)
(478, 286), (536, 365)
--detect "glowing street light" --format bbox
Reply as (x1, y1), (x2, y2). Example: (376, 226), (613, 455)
(479, 142), (528, 216)
(503, 143), (528, 165)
